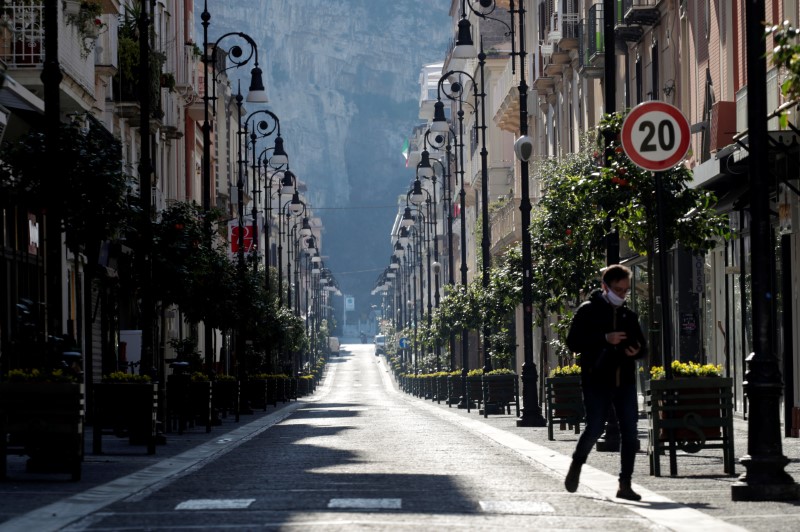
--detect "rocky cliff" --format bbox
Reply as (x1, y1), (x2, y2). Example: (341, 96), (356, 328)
(203, 0), (451, 320)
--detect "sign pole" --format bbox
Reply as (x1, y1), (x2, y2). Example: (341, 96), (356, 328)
(622, 102), (690, 476)
(656, 171), (679, 476)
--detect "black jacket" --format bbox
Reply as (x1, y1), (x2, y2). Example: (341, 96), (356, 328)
(566, 289), (647, 388)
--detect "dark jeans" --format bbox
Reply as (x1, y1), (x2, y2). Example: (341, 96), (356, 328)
(572, 383), (638, 482)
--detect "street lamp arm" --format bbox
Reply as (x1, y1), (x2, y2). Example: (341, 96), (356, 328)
(245, 108), (282, 140)
(463, 0), (512, 34)
(209, 31), (260, 75)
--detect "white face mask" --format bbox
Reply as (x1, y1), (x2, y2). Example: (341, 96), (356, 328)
(605, 288), (626, 307)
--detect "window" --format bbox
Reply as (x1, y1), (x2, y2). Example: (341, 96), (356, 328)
(635, 55), (643, 104)
(651, 41), (659, 100)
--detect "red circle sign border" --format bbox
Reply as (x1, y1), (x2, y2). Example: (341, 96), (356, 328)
(621, 101), (691, 172)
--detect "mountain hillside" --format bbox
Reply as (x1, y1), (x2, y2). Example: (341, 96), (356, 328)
(203, 0), (451, 324)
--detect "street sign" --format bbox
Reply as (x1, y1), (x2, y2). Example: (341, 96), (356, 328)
(621, 101), (690, 172)
(398, 337), (410, 348)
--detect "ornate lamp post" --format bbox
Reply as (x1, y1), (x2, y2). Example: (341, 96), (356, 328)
(244, 109), (286, 275)
(278, 192), (305, 307)
(201, 0), (268, 370)
(409, 178), (440, 370)
(457, 0), (547, 426)
(431, 66), (483, 405)
(730, 0), (799, 501)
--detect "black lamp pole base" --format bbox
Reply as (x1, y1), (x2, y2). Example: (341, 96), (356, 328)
(516, 411), (546, 427)
(732, 456), (800, 501)
(457, 397), (475, 410)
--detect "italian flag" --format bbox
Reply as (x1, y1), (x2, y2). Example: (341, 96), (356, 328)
(401, 138), (409, 167)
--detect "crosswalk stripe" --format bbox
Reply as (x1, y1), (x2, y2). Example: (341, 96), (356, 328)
(479, 500), (555, 514)
(175, 499), (255, 510)
(327, 498), (402, 509)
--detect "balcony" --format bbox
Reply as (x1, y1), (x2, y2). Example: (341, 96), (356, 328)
(622, 0), (661, 26)
(1, 2), (102, 112)
(557, 11), (580, 51)
(578, 6), (604, 79)
(491, 58), (520, 133)
(543, 51), (570, 79)
(489, 198), (520, 254)
(0, 3), (45, 68)
(615, 0), (660, 43)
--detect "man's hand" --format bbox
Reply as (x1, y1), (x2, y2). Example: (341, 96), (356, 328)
(605, 331), (627, 345)
(624, 343), (641, 357)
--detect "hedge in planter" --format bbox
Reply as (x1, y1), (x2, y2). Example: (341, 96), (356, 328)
(481, 369), (519, 418)
(545, 365), (584, 441)
(1, 374), (85, 481)
(93, 372), (158, 455)
(646, 361), (734, 477)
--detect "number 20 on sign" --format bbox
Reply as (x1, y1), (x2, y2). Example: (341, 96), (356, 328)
(621, 101), (691, 172)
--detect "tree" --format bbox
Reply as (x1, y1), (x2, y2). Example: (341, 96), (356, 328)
(529, 114), (729, 363)
(0, 118), (134, 372)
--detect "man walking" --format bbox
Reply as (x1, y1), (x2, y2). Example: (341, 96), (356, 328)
(564, 264), (647, 501)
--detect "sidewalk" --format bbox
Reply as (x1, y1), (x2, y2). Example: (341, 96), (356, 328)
(381, 360), (800, 532)
(0, 392), (309, 530)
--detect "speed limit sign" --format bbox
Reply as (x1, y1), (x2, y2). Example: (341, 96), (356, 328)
(621, 102), (690, 172)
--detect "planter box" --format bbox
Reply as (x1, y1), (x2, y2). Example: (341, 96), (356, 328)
(446, 375), (462, 407)
(481, 374), (520, 418)
(0, 383), (85, 481)
(646, 377), (735, 477)
(545, 376), (584, 441)
(92, 383), (158, 455)
(297, 378), (313, 396)
(212, 380), (239, 418)
(247, 379), (269, 411)
(465, 376), (483, 413)
(265, 377), (278, 406)
(189, 381), (212, 433)
(435, 375), (448, 404)
(166, 376), (212, 434)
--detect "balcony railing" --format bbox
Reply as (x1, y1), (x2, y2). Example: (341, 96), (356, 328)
(491, 57), (519, 120)
(0, 3), (45, 67)
(489, 198), (519, 252)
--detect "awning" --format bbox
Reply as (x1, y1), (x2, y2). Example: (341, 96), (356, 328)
(0, 72), (44, 114)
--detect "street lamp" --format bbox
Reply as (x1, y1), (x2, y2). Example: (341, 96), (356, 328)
(435, 67), (479, 407)
(244, 109), (286, 275)
(258, 158), (289, 294)
(461, 0), (547, 426)
(278, 193), (305, 307)
(446, 8), (490, 373)
(201, 0), (268, 370)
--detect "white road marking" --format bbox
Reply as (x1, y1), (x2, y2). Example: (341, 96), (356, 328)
(479, 500), (555, 514)
(327, 498), (402, 509)
(175, 498), (255, 510)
